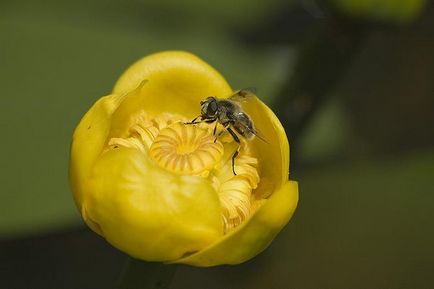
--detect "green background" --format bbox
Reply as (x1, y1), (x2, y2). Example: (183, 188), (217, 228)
(1, 0), (433, 288)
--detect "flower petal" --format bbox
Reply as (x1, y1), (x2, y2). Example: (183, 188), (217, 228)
(174, 180), (298, 266)
(239, 96), (290, 188)
(69, 93), (126, 209)
(85, 147), (223, 261)
(111, 51), (233, 122)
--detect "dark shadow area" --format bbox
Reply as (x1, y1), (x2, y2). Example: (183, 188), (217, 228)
(0, 227), (126, 289)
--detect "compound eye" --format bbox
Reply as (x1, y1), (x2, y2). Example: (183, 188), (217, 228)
(207, 101), (218, 114)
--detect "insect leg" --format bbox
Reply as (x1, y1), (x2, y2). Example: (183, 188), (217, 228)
(213, 123), (229, 143)
(185, 115), (202, 124)
(227, 127), (240, 175)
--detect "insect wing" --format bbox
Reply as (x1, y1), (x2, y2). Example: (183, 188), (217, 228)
(248, 125), (269, 144)
(228, 88), (257, 103)
(234, 112), (269, 143)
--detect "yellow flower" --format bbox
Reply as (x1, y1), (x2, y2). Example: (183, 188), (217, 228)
(69, 51), (298, 267)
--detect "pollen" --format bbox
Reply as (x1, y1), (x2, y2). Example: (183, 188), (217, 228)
(108, 111), (262, 233)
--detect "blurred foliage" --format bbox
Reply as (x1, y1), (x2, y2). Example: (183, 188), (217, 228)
(274, 16), (364, 141)
(297, 97), (353, 163)
(133, 0), (296, 28)
(331, 0), (427, 24)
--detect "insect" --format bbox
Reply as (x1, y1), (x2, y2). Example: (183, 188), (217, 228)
(186, 89), (266, 175)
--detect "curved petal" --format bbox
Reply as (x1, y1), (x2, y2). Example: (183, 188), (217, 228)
(241, 96), (290, 188)
(69, 93), (126, 209)
(110, 51), (233, 134)
(174, 180), (298, 266)
(85, 147), (223, 261)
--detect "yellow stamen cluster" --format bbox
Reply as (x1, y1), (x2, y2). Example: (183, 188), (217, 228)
(109, 111), (261, 233)
(150, 123), (224, 176)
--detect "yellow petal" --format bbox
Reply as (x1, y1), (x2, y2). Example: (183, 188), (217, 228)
(85, 147), (223, 261)
(237, 96), (290, 188)
(69, 93), (126, 209)
(110, 51), (233, 136)
(174, 180), (298, 266)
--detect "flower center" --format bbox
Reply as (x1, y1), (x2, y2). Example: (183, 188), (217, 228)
(108, 111), (262, 233)
(149, 123), (224, 176)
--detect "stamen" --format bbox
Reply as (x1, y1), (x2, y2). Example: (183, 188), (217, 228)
(150, 123), (224, 176)
(108, 111), (263, 233)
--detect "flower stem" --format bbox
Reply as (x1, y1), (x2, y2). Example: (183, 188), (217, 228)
(118, 258), (177, 289)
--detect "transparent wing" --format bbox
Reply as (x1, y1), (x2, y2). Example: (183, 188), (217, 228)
(228, 88), (257, 103)
(235, 114), (269, 143)
(249, 126), (269, 144)
(229, 89), (268, 143)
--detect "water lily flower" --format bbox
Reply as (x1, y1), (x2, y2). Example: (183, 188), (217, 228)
(69, 51), (298, 267)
